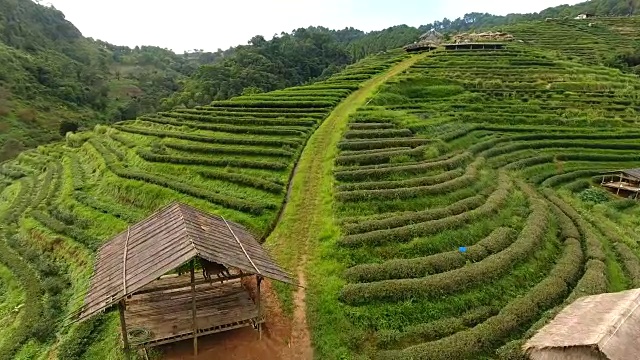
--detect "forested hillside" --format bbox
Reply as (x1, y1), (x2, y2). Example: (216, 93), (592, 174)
(160, 26), (421, 109)
(0, 0), (421, 161)
(167, 0), (640, 111)
(420, 0), (640, 33)
(4, 0), (636, 163)
(0, 0), (217, 161)
(1, 0), (640, 358)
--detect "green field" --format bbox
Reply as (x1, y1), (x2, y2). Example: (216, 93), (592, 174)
(1, 15), (640, 360)
(305, 40), (640, 360)
(0, 51), (407, 359)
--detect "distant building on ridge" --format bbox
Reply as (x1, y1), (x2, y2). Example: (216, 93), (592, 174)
(403, 29), (443, 53)
(419, 29), (444, 45)
(575, 13), (595, 19)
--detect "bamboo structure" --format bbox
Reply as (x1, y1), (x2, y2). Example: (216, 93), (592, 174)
(72, 202), (295, 354)
(525, 289), (640, 360)
(600, 168), (640, 199)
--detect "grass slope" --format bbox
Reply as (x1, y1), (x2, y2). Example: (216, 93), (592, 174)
(265, 53), (429, 358)
(0, 50), (407, 359)
(302, 43), (640, 360)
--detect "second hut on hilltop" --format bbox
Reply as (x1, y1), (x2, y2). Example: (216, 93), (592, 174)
(453, 31), (515, 44)
(404, 29), (443, 53)
(419, 29), (444, 44)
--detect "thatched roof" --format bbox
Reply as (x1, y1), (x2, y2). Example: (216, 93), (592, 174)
(603, 168), (640, 180)
(525, 288), (640, 360)
(420, 29), (443, 40)
(76, 202), (294, 322)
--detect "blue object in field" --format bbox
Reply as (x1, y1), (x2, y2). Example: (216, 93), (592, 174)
(459, 246), (467, 253)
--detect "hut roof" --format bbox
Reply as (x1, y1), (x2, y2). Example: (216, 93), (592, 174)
(603, 168), (640, 180)
(420, 29), (443, 40)
(524, 289), (640, 360)
(76, 202), (294, 322)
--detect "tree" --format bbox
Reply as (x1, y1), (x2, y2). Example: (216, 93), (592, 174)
(59, 120), (79, 136)
(241, 86), (263, 95)
(629, 0), (639, 14)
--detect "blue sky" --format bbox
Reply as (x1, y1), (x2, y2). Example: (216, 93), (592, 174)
(44, 0), (585, 52)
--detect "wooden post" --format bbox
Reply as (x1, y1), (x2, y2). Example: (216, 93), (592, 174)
(118, 300), (130, 354)
(618, 173), (623, 195)
(191, 260), (198, 357)
(257, 275), (263, 340)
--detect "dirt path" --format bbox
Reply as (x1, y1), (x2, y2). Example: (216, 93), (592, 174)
(161, 53), (427, 360)
(279, 255), (312, 360)
(263, 53), (429, 359)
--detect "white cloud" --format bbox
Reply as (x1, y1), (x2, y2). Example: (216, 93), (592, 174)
(44, 0), (584, 52)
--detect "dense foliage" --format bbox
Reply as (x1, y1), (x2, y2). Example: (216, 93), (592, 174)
(0, 0), (420, 160)
(161, 26), (420, 108)
(420, 0), (640, 33)
(0, 0), (217, 161)
(3, 0), (639, 162)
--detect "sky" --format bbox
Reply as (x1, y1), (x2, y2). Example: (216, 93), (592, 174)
(43, 0), (586, 53)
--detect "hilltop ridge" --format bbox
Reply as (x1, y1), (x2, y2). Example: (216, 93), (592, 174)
(0, 0), (418, 161)
(2, 0), (639, 162)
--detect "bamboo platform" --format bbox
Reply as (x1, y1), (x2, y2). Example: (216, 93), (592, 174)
(125, 276), (261, 347)
(603, 182), (640, 193)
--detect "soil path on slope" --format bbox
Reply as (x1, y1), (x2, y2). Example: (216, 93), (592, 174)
(160, 53), (426, 360)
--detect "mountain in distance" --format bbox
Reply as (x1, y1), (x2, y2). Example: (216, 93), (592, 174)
(1, 0), (639, 162)
(0, 0), (422, 161)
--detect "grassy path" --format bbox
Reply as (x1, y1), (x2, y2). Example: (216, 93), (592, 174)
(265, 53), (427, 359)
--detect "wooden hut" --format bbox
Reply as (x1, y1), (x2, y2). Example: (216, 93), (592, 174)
(524, 289), (640, 360)
(443, 43), (506, 51)
(74, 202), (294, 355)
(403, 29), (442, 53)
(575, 13), (595, 20)
(600, 168), (640, 199)
(419, 29), (444, 44)
(403, 43), (438, 53)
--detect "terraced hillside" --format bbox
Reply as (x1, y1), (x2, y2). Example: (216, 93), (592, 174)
(0, 50), (406, 359)
(1, 18), (640, 360)
(375, 49), (639, 127)
(504, 17), (640, 66)
(306, 46), (640, 360)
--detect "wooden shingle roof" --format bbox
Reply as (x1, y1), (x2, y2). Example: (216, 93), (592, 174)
(525, 289), (640, 360)
(76, 202), (293, 322)
(603, 168), (640, 180)
(621, 168), (640, 179)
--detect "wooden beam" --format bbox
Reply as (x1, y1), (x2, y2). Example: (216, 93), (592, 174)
(257, 275), (263, 340)
(135, 273), (246, 296)
(618, 174), (623, 195)
(191, 260), (198, 357)
(118, 300), (130, 353)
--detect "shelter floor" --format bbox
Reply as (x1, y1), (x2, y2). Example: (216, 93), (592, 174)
(603, 182), (640, 194)
(125, 276), (260, 347)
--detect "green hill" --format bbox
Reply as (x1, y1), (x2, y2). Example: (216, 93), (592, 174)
(420, 0), (640, 33)
(504, 17), (640, 72)
(0, 0), (420, 162)
(0, 50), (406, 359)
(309, 44), (640, 359)
(0, 0), (211, 161)
(1, 1), (640, 359)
